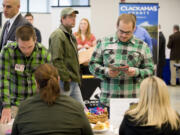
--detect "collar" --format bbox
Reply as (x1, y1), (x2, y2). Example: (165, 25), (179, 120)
(9, 12), (20, 29)
(115, 33), (136, 45)
(59, 24), (72, 35)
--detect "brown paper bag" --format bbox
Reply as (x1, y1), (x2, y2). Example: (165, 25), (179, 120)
(79, 47), (95, 64)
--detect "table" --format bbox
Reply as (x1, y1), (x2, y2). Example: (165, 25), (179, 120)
(93, 124), (119, 135)
(0, 119), (14, 135)
(94, 130), (117, 135)
(92, 98), (139, 135)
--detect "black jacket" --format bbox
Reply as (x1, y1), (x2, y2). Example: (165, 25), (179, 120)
(119, 115), (180, 135)
(167, 31), (180, 60)
(34, 27), (42, 43)
(0, 14), (31, 51)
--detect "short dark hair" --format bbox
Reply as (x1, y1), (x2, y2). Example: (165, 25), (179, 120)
(174, 25), (179, 31)
(15, 25), (36, 41)
(24, 12), (33, 18)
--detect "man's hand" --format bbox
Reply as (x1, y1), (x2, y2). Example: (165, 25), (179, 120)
(0, 108), (11, 124)
(124, 67), (136, 77)
(108, 67), (120, 78)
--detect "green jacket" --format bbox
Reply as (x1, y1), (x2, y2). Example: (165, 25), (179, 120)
(49, 24), (81, 85)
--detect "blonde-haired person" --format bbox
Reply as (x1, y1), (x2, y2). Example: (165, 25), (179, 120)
(74, 18), (96, 51)
(11, 64), (93, 135)
(119, 76), (180, 135)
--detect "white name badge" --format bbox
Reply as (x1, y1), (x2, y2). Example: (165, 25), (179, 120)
(107, 44), (118, 50)
(15, 64), (25, 72)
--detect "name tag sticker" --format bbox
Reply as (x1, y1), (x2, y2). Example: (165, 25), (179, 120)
(15, 64), (25, 72)
(107, 44), (118, 49)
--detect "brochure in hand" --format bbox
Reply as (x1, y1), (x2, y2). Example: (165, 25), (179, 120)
(109, 64), (129, 71)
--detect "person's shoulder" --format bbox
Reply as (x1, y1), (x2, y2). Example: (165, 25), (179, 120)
(95, 35), (117, 50)
(19, 95), (38, 108)
(169, 32), (177, 38)
(50, 28), (64, 38)
(3, 42), (18, 51)
(58, 95), (84, 110)
(174, 31), (180, 37)
(137, 25), (146, 31)
(90, 33), (95, 37)
(132, 36), (145, 45)
(132, 36), (150, 51)
(74, 32), (78, 36)
(99, 35), (117, 44)
(16, 14), (31, 26)
(121, 114), (138, 127)
(34, 27), (41, 33)
(36, 43), (48, 51)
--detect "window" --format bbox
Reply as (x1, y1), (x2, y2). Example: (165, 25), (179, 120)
(51, 0), (90, 7)
(20, 0), (51, 13)
(29, 0), (50, 13)
(0, 0), (89, 13)
(20, 0), (28, 12)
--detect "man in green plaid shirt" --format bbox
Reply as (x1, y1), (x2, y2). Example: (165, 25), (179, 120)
(0, 25), (51, 124)
(89, 14), (154, 107)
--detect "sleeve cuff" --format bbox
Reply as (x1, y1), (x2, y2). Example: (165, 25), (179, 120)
(134, 68), (140, 77)
(104, 67), (109, 77)
(3, 103), (11, 108)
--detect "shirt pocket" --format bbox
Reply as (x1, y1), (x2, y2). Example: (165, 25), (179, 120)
(127, 51), (143, 67)
(103, 49), (117, 66)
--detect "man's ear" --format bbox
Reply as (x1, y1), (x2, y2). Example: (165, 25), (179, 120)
(35, 80), (40, 93)
(34, 37), (37, 44)
(132, 26), (136, 33)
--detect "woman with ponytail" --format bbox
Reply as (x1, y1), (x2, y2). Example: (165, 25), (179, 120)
(11, 64), (93, 135)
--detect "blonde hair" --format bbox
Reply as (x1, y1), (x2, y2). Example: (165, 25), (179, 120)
(76, 18), (91, 40)
(126, 76), (180, 129)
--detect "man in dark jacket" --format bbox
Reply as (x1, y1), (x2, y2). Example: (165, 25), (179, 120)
(167, 25), (180, 86)
(0, 0), (31, 51)
(49, 7), (84, 106)
(157, 25), (166, 79)
(24, 12), (42, 43)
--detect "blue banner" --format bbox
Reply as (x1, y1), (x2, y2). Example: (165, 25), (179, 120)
(119, 3), (158, 26)
(119, 3), (159, 54)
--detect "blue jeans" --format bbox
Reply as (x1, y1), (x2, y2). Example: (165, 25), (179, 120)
(60, 81), (84, 107)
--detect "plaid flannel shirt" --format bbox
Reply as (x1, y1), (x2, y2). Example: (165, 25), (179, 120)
(89, 35), (154, 106)
(0, 42), (51, 107)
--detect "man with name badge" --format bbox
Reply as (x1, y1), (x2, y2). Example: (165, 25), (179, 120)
(0, 25), (51, 133)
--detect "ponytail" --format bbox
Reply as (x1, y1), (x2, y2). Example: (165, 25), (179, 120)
(35, 64), (60, 105)
(39, 76), (60, 105)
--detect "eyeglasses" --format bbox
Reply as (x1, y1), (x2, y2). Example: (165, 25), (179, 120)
(118, 29), (132, 35)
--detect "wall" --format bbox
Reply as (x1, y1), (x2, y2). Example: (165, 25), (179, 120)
(1, 0), (180, 58)
(90, 0), (180, 58)
(1, 7), (91, 48)
(90, 0), (119, 39)
(158, 0), (180, 58)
